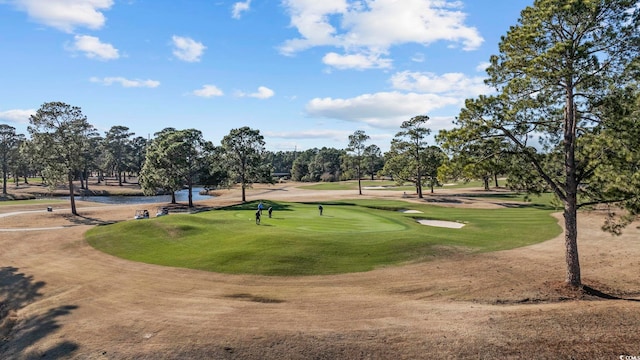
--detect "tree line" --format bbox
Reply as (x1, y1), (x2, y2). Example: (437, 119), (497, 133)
(0, 107), (446, 207)
(1, 0), (639, 288)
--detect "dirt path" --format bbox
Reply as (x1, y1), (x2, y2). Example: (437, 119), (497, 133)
(1, 183), (640, 359)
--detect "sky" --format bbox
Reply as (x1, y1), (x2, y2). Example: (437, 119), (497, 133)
(0, 0), (533, 152)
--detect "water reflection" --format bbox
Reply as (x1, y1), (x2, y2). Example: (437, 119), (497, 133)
(74, 187), (213, 204)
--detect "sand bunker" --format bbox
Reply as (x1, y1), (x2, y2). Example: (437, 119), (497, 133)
(399, 210), (464, 228)
(416, 219), (465, 229)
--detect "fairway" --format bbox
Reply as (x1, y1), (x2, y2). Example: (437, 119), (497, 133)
(85, 200), (561, 276)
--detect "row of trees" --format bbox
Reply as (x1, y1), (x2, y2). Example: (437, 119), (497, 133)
(1, 108), (448, 209)
(6, 101), (590, 214)
(1, 0), (639, 288)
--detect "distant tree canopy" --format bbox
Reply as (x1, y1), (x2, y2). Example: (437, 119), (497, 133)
(140, 128), (212, 207)
(0, 125), (25, 195)
(347, 130), (370, 195)
(220, 126), (269, 202)
(28, 101), (96, 215)
(104, 125), (134, 186)
(383, 116), (435, 198)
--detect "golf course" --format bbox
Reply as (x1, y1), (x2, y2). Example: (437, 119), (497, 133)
(86, 199), (560, 276)
(1, 181), (639, 359)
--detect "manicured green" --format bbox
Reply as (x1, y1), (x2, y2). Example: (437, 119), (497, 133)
(86, 199), (561, 276)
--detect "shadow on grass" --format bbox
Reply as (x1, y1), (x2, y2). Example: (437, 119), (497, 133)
(433, 192), (559, 210)
(582, 285), (640, 302)
(421, 196), (464, 205)
(492, 202), (557, 210)
(221, 200), (296, 211)
(300, 201), (357, 206)
(0, 267), (78, 359)
(64, 214), (115, 226)
(224, 293), (285, 304)
(495, 281), (640, 305)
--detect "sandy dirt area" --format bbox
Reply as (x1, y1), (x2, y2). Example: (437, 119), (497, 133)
(1, 182), (639, 359)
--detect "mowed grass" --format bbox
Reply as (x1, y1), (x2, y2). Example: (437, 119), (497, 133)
(301, 180), (414, 191)
(86, 200), (561, 276)
(0, 199), (66, 206)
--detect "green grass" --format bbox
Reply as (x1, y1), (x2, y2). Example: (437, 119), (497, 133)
(86, 199), (561, 276)
(0, 199), (65, 206)
(300, 180), (422, 192)
(298, 180), (558, 208)
(300, 179), (489, 191)
(461, 192), (561, 209)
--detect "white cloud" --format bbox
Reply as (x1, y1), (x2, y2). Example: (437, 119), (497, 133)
(232, 0), (251, 19)
(70, 35), (119, 60)
(280, 0), (483, 69)
(411, 53), (426, 63)
(11, 0), (113, 33)
(476, 61), (491, 72)
(171, 35), (206, 62)
(266, 129), (351, 141)
(322, 52), (392, 70)
(279, 0), (348, 55)
(193, 85), (224, 98)
(236, 86), (275, 99)
(90, 76), (160, 88)
(0, 109), (35, 124)
(389, 71), (492, 97)
(305, 91), (460, 128)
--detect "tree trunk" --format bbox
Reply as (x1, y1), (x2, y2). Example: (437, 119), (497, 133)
(171, 191), (176, 204)
(416, 174), (423, 199)
(2, 170), (7, 195)
(188, 181), (193, 208)
(483, 176), (490, 190)
(563, 81), (581, 287)
(494, 173), (499, 188)
(564, 195), (581, 287)
(68, 176), (78, 216)
(357, 167), (362, 195)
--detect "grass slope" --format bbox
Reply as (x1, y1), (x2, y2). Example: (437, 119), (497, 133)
(86, 200), (561, 276)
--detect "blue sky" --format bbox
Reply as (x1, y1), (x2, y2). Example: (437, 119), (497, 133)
(0, 0), (532, 152)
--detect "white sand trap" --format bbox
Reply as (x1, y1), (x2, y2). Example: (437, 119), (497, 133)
(416, 219), (465, 229)
(400, 209), (423, 213)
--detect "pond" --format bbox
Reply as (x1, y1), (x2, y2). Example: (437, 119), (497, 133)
(71, 187), (214, 205)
